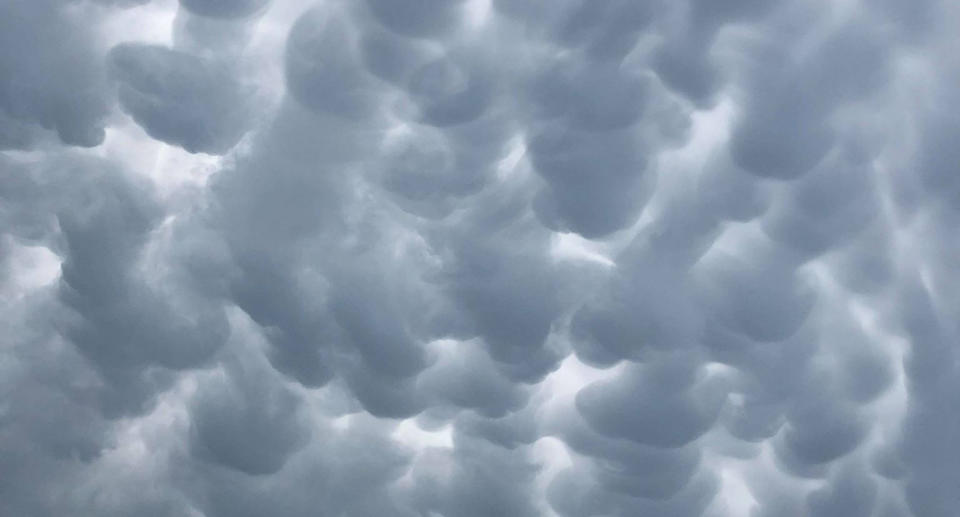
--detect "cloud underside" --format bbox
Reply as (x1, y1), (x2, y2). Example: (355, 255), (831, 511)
(2, 0), (959, 516)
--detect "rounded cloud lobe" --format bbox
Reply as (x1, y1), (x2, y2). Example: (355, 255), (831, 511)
(2, 1), (959, 516)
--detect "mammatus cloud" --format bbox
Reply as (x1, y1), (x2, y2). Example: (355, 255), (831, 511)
(1, 0), (959, 516)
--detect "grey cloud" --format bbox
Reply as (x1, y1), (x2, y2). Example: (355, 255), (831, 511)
(493, 0), (658, 62)
(527, 125), (655, 237)
(548, 402), (706, 500)
(0, 154), (207, 517)
(363, 0), (469, 39)
(328, 265), (430, 379)
(651, 0), (783, 106)
(403, 53), (496, 128)
(53, 160), (228, 415)
(92, 0), (152, 6)
(0, 111), (45, 150)
(825, 222), (896, 294)
(110, 43), (254, 154)
(182, 414), (414, 517)
(491, 0), (700, 237)
(775, 386), (869, 470)
(720, 391), (785, 443)
(452, 401), (540, 448)
(0, 0), (112, 147)
(172, 11), (259, 59)
(760, 147), (880, 258)
(696, 248), (815, 342)
(548, 464), (718, 517)
(696, 152), (772, 222)
(203, 101), (376, 388)
(405, 429), (542, 517)
(894, 274), (960, 517)
(571, 202), (720, 365)
(428, 216), (570, 381)
(4, 0), (960, 516)
(358, 25), (435, 86)
(916, 64), (960, 210)
(827, 316), (895, 404)
(379, 61), (514, 218)
(521, 55), (671, 237)
(418, 340), (530, 418)
(727, 12), (891, 179)
(375, 126), (469, 218)
(179, 0), (270, 19)
(806, 462), (878, 517)
(528, 58), (650, 132)
(188, 333), (309, 475)
(340, 367), (424, 419)
(0, 154), (226, 418)
(576, 361), (729, 448)
(285, 7), (388, 120)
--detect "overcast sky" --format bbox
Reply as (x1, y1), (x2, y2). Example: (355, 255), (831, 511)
(2, 0), (959, 516)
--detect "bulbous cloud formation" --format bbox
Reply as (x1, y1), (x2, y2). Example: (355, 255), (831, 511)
(1, 0), (960, 516)
(110, 43), (255, 154)
(0, 0), (114, 148)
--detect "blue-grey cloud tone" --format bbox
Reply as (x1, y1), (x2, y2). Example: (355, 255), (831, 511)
(2, 0), (959, 516)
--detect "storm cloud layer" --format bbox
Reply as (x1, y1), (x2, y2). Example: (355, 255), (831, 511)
(1, 0), (959, 516)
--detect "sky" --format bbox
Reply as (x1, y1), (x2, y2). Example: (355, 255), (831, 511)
(1, 0), (959, 516)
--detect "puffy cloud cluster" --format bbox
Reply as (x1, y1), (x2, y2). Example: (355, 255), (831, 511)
(0, 0), (114, 148)
(2, 0), (960, 516)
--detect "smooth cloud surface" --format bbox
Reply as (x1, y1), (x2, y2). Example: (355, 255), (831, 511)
(1, 0), (959, 516)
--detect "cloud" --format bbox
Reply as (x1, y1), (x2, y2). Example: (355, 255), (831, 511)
(188, 336), (309, 475)
(0, 0), (114, 147)
(179, 0), (271, 19)
(110, 43), (255, 154)
(3, 0), (960, 516)
(284, 6), (388, 120)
